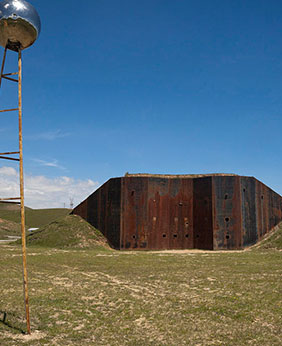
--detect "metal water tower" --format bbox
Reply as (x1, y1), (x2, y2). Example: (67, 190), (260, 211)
(0, 0), (41, 334)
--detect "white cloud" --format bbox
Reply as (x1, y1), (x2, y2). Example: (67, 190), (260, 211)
(0, 166), (99, 209)
(32, 158), (65, 170)
(27, 129), (70, 141)
(0, 166), (17, 176)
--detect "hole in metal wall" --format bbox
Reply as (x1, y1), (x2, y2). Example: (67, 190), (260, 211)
(243, 188), (246, 192)
(162, 234), (166, 238)
(173, 234), (177, 238)
(196, 235), (200, 238)
(131, 191), (135, 196)
(225, 217), (230, 222)
(185, 234), (189, 238)
(226, 235), (230, 239)
(225, 194), (228, 200)
(132, 235), (136, 239)
(261, 195), (264, 200)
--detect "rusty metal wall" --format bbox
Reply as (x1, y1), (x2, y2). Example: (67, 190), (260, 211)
(73, 198), (88, 220)
(73, 175), (282, 251)
(121, 177), (193, 250)
(120, 177), (148, 249)
(73, 178), (121, 249)
(240, 177), (257, 247)
(240, 177), (282, 247)
(255, 180), (269, 242)
(266, 186), (282, 230)
(212, 176), (242, 250)
(193, 177), (213, 250)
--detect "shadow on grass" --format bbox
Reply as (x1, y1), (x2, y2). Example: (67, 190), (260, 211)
(0, 310), (25, 334)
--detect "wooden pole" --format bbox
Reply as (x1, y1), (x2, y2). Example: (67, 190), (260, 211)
(18, 49), (31, 335)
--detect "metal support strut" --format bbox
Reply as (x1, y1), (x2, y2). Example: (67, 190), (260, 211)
(0, 47), (31, 335)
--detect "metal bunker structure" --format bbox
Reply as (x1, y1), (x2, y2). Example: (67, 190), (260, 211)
(72, 174), (282, 250)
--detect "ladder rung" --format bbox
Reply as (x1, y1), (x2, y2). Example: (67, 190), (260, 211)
(0, 151), (19, 155)
(1, 75), (18, 82)
(0, 156), (20, 161)
(0, 201), (20, 205)
(0, 108), (19, 113)
(0, 197), (21, 201)
(2, 72), (18, 76)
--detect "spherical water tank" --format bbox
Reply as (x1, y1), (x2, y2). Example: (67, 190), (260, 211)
(0, 0), (41, 51)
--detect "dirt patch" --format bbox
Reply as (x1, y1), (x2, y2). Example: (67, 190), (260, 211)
(3, 330), (46, 342)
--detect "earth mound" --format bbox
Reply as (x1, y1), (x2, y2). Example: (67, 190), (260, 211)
(0, 204), (70, 228)
(252, 222), (282, 251)
(0, 217), (21, 241)
(24, 215), (108, 249)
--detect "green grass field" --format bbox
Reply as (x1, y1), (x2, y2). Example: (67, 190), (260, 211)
(0, 224), (281, 345)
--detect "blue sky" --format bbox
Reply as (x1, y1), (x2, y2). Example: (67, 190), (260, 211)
(1, 0), (282, 207)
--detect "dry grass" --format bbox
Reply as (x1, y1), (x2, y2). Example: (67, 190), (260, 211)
(0, 238), (281, 345)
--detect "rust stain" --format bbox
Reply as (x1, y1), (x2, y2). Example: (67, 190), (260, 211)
(72, 174), (282, 250)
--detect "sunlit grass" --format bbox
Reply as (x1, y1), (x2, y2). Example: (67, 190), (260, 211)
(0, 228), (281, 345)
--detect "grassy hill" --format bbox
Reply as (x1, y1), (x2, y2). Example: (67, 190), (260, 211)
(0, 203), (70, 228)
(252, 221), (282, 251)
(0, 218), (20, 240)
(23, 215), (108, 249)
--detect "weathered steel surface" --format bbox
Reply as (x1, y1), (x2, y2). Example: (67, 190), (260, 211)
(121, 177), (148, 249)
(241, 177), (257, 247)
(73, 174), (282, 250)
(212, 176), (242, 250)
(121, 177), (193, 250)
(193, 177), (213, 250)
(72, 178), (121, 249)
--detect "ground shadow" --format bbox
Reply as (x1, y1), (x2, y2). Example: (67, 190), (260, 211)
(0, 310), (25, 334)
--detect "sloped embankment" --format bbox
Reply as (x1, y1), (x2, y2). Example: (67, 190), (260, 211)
(24, 215), (108, 249)
(0, 218), (21, 240)
(252, 222), (282, 251)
